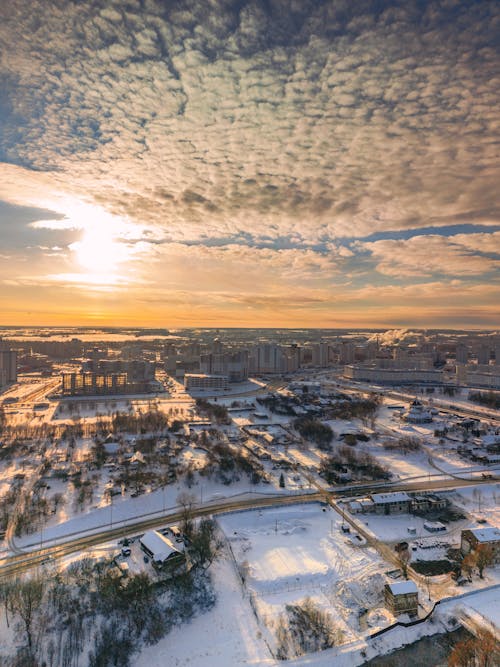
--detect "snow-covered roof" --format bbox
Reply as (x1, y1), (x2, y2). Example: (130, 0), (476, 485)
(469, 527), (500, 543)
(130, 450), (146, 464)
(371, 492), (411, 504)
(140, 530), (180, 562)
(386, 581), (418, 595)
(482, 434), (500, 446)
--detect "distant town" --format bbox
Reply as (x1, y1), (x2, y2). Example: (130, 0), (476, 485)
(0, 327), (498, 666)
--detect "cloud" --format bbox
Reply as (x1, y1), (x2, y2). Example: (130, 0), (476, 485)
(360, 232), (500, 278)
(0, 0), (499, 325)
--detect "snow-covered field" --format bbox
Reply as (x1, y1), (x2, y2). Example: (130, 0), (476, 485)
(14, 478), (299, 550)
(219, 503), (394, 648)
(352, 510), (466, 545)
(135, 557), (275, 667)
(454, 585), (500, 632)
(447, 484), (500, 528)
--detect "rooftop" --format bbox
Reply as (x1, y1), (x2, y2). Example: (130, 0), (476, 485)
(386, 580), (418, 595)
(469, 527), (500, 543)
(371, 492), (411, 504)
(140, 530), (180, 561)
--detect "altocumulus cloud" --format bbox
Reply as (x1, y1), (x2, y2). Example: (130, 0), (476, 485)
(0, 0), (499, 325)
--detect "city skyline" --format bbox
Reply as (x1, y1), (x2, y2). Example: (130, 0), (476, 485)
(0, 1), (499, 328)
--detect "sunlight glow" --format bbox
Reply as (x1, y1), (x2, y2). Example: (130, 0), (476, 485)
(71, 228), (129, 274)
(58, 201), (140, 285)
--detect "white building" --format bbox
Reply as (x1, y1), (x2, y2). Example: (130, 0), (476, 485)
(402, 399), (433, 423)
(184, 373), (229, 391)
(140, 530), (183, 565)
(343, 365), (443, 385)
(456, 363), (500, 389)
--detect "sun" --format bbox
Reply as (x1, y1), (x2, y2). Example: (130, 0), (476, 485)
(72, 227), (128, 274)
(63, 203), (137, 285)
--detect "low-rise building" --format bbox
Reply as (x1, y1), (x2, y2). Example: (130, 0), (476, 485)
(410, 494), (448, 514)
(423, 521), (447, 533)
(384, 580), (419, 616)
(370, 492), (412, 515)
(461, 527), (500, 562)
(140, 530), (185, 568)
(343, 365), (443, 385)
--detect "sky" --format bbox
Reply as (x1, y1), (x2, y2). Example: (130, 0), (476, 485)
(0, 0), (499, 328)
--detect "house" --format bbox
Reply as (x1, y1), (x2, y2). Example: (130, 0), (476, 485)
(140, 530), (185, 568)
(411, 494), (448, 514)
(384, 580), (419, 616)
(423, 521), (447, 533)
(461, 527), (500, 562)
(130, 450), (146, 466)
(370, 492), (412, 515)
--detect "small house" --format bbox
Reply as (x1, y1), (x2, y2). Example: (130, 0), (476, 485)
(140, 530), (185, 568)
(423, 521), (446, 533)
(384, 580), (418, 617)
(461, 527), (500, 562)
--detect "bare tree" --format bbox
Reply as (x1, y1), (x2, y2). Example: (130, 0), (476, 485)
(475, 544), (494, 579)
(448, 628), (500, 666)
(176, 491), (197, 538)
(9, 576), (45, 659)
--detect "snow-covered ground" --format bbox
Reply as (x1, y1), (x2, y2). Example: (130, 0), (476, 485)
(219, 503), (395, 649)
(446, 483), (500, 528)
(13, 478), (302, 550)
(453, 585), (500, 633)
(135, 556), (275, 667)
(351, 510), (467, 545)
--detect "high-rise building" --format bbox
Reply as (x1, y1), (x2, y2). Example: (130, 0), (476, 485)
(311, 342), (331, 367)
(476, 345), (491, 365)
(212, 338), (224, 354)
(250, 344), (288, 374)
(455, 343), (468, 365)
(339, 341), (355, 364)
(0, 341), (17, 386)
(200, 350), (249, 382)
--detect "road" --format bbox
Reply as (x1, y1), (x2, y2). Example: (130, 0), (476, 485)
(1, 475), (495, 580)
(0, 491), (323, 579)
